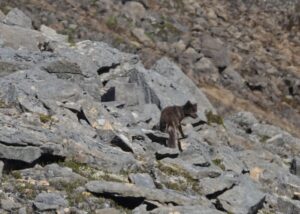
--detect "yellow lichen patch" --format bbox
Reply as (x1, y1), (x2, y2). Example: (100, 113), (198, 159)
(250, 167), (264, 182)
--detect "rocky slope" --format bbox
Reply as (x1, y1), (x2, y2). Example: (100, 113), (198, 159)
(0, 0), (300, 137)
(0, 5), (299, 214)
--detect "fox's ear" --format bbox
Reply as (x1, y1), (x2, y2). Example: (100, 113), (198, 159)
(194, 103), (197, 108)
(185, 100), (192, 106)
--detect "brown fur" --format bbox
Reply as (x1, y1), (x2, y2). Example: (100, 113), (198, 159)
(159, 101), (198, 148)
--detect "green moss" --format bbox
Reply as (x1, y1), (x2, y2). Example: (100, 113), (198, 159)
(212, 159), (225, 171)
(11, 171), (22, 179)
(60, 160), (127, 182)
(15, 182), (37, 200)
(106, 16), (118, 30)
(260, 135), (270, 143)
(39, 114), (53, 123)
(0, 100), (8, 108)
(157, 161), (201, 193)
(205, 111), (224, 126)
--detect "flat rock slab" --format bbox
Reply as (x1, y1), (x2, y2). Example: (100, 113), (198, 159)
(85, 181), (200, 206)
(150, 205), (224, 214)
(199, 175), (236, 197)
(217, 177), (265, 214)
(34, 192), (68, 211)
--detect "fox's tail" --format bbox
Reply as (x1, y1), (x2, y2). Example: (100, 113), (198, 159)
(167, 125), (177, 148)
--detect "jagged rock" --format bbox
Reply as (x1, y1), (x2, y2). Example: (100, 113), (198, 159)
(73, 40), (138, 69)
(40, 25), (68, 43)
(3, 8), (32, 29)
(111, 133), (134, 153)
(291, 157), (300, 177)
(150, 206), (224, 214)
(151, 57), (215, 121)
(199, 174), (236, 198)
(34, 192), (68, 211)
(217, 176), (265, 214)
(129, 173), (156, 188)
(85, 181), (201, 206)
(277, 196), (300, 214)
(0, 23), (46, 51)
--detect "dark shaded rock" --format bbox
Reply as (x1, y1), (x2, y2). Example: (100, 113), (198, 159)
(291, 157), (300, 177)
(3, 8), (32, 29)
(34, 192), (68, 211)
(155, 147), (180, 160)
(129, 173), (156, 188)
(111, 133), (134, 153)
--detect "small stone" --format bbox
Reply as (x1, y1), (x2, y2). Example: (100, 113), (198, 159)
(129, 173), (156, 188)
(34, 192), (68, 211)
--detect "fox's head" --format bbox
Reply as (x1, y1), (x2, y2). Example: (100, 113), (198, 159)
(183, 101), (198, 118)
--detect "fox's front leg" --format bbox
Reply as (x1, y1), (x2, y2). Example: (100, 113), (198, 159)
(178, 124), (187, 138)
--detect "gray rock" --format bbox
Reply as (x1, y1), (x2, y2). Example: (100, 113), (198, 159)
(291, 157), (300, 177)
(3, 8), (32, 29)
(95, 208), (121, 214)
(199, 175), (236, 197)
(0, 10), (5, 22)
(0, 23), (46, 51)
(86, 181), (200, 205)
(200, 34), (230, 69)
(0, 161), (4, 178)
(278, 196), (300, 214)
(0, 144), (41, 163)
(1, 198), (22, 211)
(217, 176), (265, 214)
(150, 206), (224, 214)
(129, 173), (156, 188)
(18, 207), (27, 214)
(40, 25), (68, 43)
(34, 192), (68, 211)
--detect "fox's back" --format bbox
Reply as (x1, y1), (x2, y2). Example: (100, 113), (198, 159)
(159, 106), (182, 131)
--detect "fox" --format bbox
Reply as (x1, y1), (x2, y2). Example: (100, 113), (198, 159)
(159, 101), (198, 148)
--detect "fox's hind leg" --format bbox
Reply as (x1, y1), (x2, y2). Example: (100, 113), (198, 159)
(167, 125), (177, 148)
